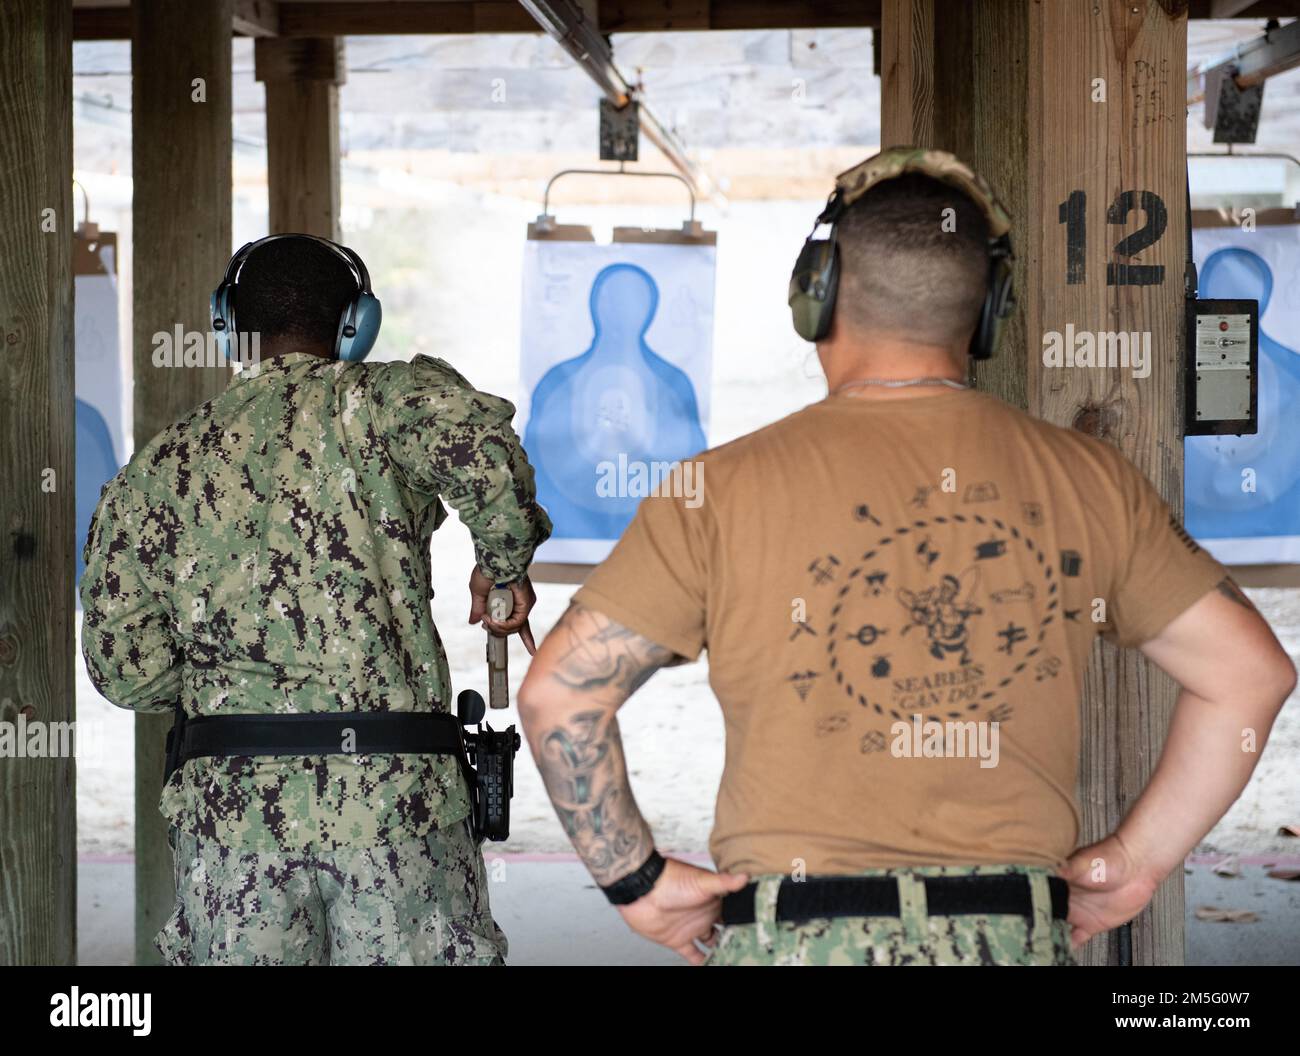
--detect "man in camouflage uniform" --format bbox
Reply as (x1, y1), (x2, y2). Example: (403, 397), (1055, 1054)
(81, 236), (551, 965)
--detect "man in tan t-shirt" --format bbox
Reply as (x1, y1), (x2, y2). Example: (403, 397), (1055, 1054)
(516, 149), (1297, 966)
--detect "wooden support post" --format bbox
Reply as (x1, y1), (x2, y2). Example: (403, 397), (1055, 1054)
(255, 37), (345, 240)
(882, 0), (1190, 965)
(0, 0), (75, 967)
(131, 0), (233, 965)
(879, 0), (933, 149)
(881, 0), (1030, 409)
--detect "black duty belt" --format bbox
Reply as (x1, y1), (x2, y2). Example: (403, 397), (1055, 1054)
(720, 874), (1069, 926)
(163, 709), (470, 786)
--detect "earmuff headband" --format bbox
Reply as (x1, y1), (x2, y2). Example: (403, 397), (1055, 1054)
(788, 146), (1016, 358)
(211, 233), (381, 363)
(222, 234), (372, 296)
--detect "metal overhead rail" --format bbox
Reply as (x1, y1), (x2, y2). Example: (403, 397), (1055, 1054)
(1188, 17), (1300, 105)
(515, 0), (720, 205)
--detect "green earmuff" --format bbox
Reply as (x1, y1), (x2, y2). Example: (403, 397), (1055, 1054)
(788, 146), (1016, 360)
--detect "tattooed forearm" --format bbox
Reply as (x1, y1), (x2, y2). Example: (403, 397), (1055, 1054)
(548, 603), (676, 704)
(535, 708), (654, 885)
(1215, 576), (1257, 612)
(521, 604), (675, 885)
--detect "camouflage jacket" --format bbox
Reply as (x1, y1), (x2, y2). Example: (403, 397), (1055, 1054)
(80, 352), (551, 852)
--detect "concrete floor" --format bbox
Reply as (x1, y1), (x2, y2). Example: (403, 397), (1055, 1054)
(1185, 861), (1300, 967)
(78, 856), (1299, 966)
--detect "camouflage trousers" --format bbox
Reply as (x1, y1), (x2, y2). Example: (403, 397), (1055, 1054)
(706, 864), (1076, 966)
(157, 819), (507, 965)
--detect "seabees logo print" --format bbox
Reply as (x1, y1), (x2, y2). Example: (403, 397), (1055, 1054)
(789, 480), (1072, 736)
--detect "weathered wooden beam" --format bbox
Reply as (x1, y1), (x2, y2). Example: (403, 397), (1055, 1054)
(278, 2), (540, 36)
(0, 0), (76, 969)
(255, 32), (343, 81)
(1059, 0), (1189, 967)
(881, 0), (1190, 967)
(277, 0), (883, 37)
(68, 0), (1300, 40)
(74, 1), (279, 39)
(1211, 0), (1266, 15)
(879, 0), (933, 148)
(255, 37), (344, 238)
(72, 6), (129, 39)
(234, 0), (281, 36)
(131, 0), (233, 966)
(599, 0), (882, 31)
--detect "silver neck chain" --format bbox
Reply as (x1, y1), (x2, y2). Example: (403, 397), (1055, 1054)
(831, 376), (968, 395)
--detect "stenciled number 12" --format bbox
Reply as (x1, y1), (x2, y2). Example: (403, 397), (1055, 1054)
(1058, 189), (1168, 286)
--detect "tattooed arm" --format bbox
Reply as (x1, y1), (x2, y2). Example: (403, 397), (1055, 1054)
(518, 602), (672, 884)
(518, 602), (747, 962)
(1214, 575), (1257, 612)
(1061, 576), (1296, 946)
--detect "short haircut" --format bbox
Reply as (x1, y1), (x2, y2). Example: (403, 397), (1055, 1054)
(235, 237), (359, 349)
(834, 172), (991, 345)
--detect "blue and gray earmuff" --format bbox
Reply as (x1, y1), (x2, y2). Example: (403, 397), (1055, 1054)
(210, 233), (382, 363)
(788, 147), (1015, 361)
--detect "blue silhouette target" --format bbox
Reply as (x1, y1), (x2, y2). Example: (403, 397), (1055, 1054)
(1186, 237), (1300, 562)
(519, 242), (714, 560)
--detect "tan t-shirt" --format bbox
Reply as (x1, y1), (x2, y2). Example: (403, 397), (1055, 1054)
(574, 387), (1227, 876)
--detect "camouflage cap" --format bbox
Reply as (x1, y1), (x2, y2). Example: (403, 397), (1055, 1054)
(833, 146), (1012, 237)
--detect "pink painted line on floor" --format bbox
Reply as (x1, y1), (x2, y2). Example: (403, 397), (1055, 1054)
(1186, 853), (1300, 867)
(78, 850), (714, 866)
(79, 851), (1300, 868)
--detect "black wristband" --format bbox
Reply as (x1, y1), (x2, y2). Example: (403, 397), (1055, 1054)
(600, 850), (667, 906)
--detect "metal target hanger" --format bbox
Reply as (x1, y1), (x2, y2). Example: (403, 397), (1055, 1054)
(72, 176), (117, 279)
(530, 162), (710, 244)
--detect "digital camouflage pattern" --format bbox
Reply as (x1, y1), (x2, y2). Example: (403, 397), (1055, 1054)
(707, 865), (1075, 966)
(833, 146), (1013, 236)
(81, 351), (551, 853)
(158, 818), (506, 965)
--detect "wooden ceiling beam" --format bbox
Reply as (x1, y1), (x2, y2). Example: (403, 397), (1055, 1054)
(596, 1), (881, 32)
(73, 0), (886, 39)
(72, 7), (131, 39)
(234, 0), (281, 36)
(70, 0), (1300, 42)
(1210, 0), (1268, 16)
(278, 1), (884, 36)
(73, 1), (279, 40)
(278, 2), (540, 36)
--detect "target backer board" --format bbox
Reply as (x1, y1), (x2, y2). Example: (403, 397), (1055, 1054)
(1188, 211), (1300, 567)
(518, 224), (716, 576)
(74, 231), (128, 599)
